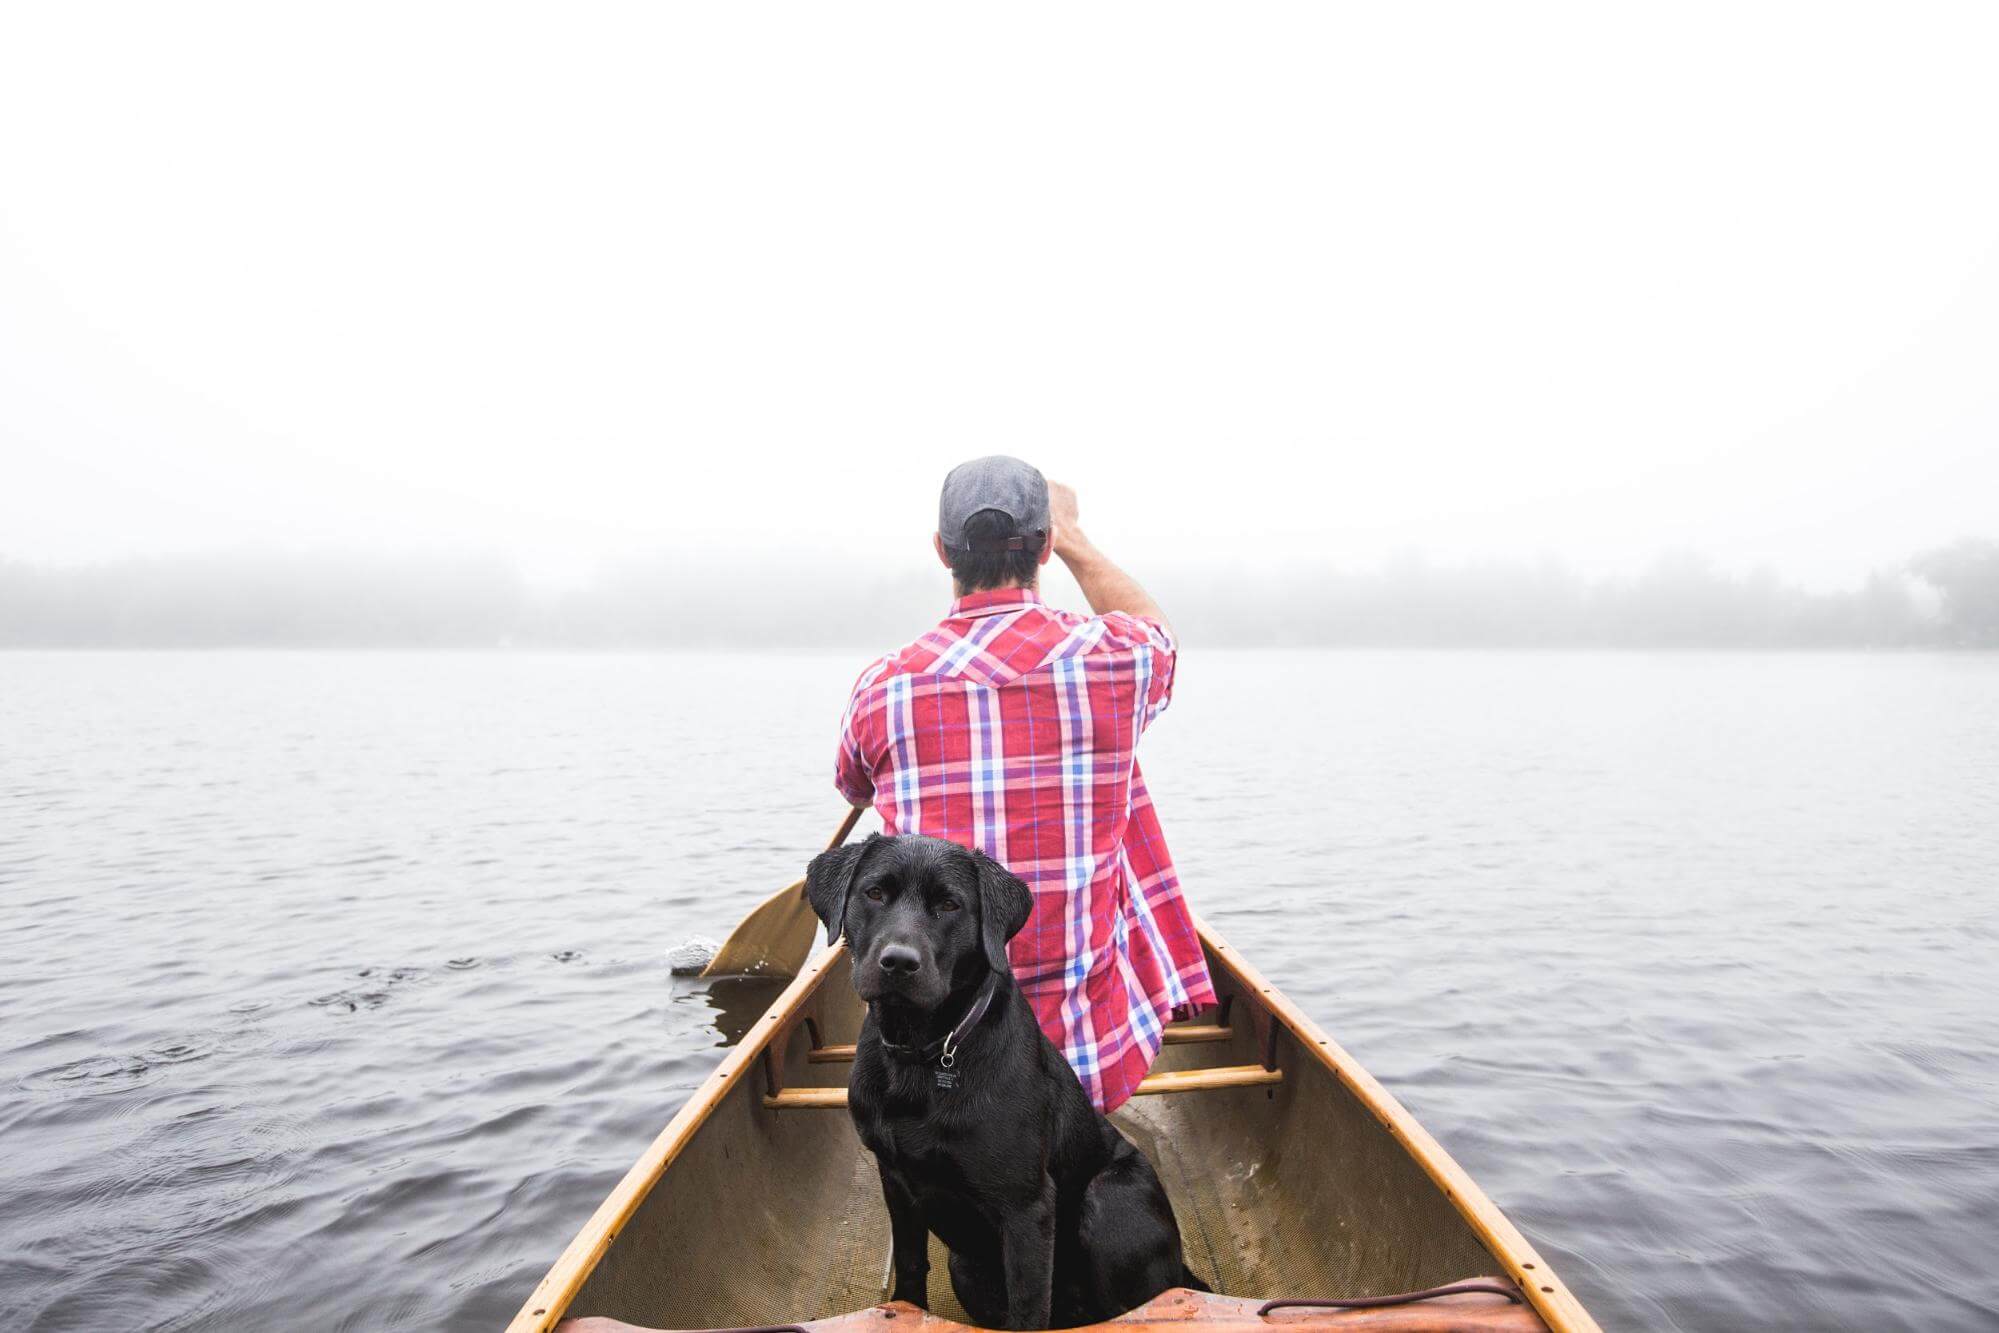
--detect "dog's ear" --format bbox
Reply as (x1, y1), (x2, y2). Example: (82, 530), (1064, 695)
(973, 852), (1034, 975)
(804, 835), (879, 945)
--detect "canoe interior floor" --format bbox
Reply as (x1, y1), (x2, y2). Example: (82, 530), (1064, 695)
(1116, 1096), (1257, 1297)
(802, 1094), (1257, 1324)
(817, 1146), (978, 1325)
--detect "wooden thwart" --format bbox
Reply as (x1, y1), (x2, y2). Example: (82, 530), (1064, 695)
(806, 1023), (1234, 1065)
(1129, 1066), (1283, 1095)
(764, 1063), (1282, 1110)
(766, 1086), (852, 1110)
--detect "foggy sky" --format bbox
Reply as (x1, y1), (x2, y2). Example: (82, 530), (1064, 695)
(4, 4), (1998, 593)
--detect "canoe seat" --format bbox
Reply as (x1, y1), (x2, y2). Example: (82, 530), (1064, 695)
(764, 1063), (1281, 1110)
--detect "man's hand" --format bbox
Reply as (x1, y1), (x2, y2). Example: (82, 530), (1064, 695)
(1044, 480), (1170, 632)
(1047, 480), (1083, 559)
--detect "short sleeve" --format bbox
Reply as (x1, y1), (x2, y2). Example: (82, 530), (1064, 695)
(834, 660), (889, 806)
(1097, 612), (1177, 731)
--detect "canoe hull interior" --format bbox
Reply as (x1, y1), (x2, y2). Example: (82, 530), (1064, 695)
(516, 926), (1594, 1333)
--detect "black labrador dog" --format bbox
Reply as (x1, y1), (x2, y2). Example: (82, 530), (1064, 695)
(805, 833), (1199, 1331)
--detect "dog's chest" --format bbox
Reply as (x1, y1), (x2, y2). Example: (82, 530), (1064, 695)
(873, 1122), (1000, 1229)
(856, 1094), (988, 1183)
(861, 1099), (956, 1166)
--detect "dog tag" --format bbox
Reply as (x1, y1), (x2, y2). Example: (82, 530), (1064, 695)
(935, 1030), (963, 1092)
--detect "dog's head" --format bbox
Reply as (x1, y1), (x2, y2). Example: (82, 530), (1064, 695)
(804, 833), (1034, 1010)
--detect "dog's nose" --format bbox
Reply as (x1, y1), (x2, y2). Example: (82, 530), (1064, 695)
(878, 944), (921, 976)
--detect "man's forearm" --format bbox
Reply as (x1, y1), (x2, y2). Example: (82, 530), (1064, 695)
(1056, 532), (1170, 631)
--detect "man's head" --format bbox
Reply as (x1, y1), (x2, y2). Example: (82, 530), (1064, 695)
(804, 833), (1034, 1010)
(934, 455), (1055, 593)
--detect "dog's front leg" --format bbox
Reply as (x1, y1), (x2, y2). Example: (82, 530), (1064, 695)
(881, 1172), (930, 1308)
(999, 1178), (1057, 1330)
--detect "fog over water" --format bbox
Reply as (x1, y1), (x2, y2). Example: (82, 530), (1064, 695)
(6, 6), (1999, 609)
(5, 540), (1999, 650)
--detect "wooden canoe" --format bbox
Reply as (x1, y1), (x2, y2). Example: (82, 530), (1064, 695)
(507, 920), (1600, 1333)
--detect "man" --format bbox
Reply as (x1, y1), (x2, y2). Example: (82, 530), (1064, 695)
(834, 456), (1215, 1111)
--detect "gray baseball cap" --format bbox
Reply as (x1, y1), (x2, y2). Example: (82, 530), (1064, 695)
(938, 455), (1050, 554)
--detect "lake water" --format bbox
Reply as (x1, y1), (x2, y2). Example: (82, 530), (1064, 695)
(2, 650), (1994, 1331)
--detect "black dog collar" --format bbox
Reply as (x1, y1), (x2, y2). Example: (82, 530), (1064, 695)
(875, 973), (1000, 1089)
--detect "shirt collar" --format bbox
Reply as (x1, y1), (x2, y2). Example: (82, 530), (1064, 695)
(948, 586), (1044, 620)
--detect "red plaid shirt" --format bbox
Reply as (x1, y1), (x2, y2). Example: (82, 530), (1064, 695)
(834, 587), (1216, 1111)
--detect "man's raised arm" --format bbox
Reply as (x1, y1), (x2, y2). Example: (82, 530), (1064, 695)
(1047, 481), (1171, 633)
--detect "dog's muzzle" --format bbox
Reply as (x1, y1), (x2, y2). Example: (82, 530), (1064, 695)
(855, 942), (942, 1004)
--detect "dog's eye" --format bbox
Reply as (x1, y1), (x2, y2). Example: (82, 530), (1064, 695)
(937, 897), (962, 912)
(864, 886), (885, 902)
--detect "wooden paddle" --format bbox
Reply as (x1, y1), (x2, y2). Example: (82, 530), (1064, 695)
(698, 805), (866, 978)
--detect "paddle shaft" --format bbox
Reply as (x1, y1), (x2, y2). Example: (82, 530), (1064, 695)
(825, 803), (864, 856)
(785, 802), (866, 907)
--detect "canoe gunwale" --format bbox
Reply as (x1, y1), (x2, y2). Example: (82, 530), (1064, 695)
(1190, 919), (1598, 1333)
(507, 945), (850, 1333)
(506, 922), (1599, 1333)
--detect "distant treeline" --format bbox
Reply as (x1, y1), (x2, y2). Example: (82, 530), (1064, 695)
(3, 540), (1998, 650)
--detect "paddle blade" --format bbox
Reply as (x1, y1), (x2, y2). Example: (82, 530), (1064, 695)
(701, 806), (866, 979)
(698, 877), (818, 978)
